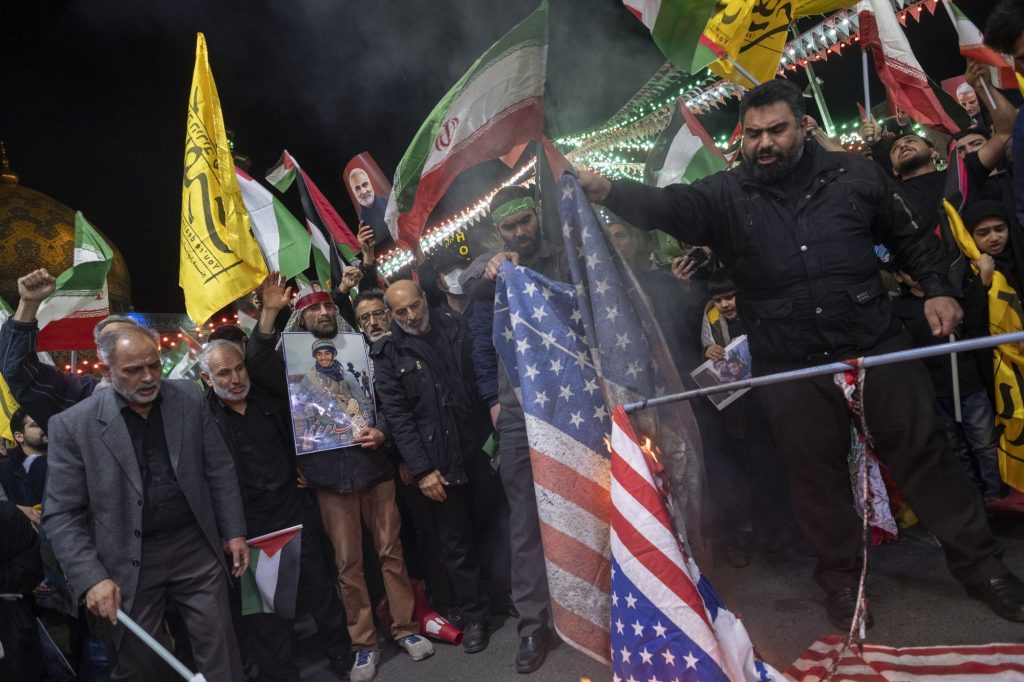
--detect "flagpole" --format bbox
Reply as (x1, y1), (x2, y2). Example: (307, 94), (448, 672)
(978, 77), (999, 111)
(116, 609), (205, 681)
(805, 63), (836, 138)
(724, 56), (761, 88)
(862, 50), (873, 142)
(622, 331), (1024, 413)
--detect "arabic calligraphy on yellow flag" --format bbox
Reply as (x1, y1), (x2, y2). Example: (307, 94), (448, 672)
(945, 199), (1024, 492)
(706, 0), (852, 89)
(179, 33), (267, 324)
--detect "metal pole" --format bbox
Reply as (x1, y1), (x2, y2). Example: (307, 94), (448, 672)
(862, 50), (874, 143)
(116, 609), (204, 681)
(805, 63), (836, 138)
(623, 331), (1024, 413)
(724, 55), (761, 88)
(950, 334), (962, 423)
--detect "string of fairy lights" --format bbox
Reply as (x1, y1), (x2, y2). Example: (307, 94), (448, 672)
(557, 0), (943, 181)
(376, 157), (538, 278)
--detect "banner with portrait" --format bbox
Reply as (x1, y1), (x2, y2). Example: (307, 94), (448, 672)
(282, 331), (375, 454)
(343, 152), (395, 253)
(689, 335), (752, 411)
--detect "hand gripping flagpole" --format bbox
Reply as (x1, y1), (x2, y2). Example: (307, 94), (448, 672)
(116, 609), (207, 681)
(622, 331), (1024, 413)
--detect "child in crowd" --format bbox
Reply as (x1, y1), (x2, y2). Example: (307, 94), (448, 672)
(892, 200), (1008, 503)
(696, 271), (795, 567)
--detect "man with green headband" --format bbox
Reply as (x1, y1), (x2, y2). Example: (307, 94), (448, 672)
(459, 186), (571, 673)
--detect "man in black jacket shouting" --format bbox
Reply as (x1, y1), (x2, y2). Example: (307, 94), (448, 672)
(578, 79), (1024, 630)
(371, 279), (491, 654)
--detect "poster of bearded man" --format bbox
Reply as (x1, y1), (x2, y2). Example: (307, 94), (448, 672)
(283, 332), (375, 453)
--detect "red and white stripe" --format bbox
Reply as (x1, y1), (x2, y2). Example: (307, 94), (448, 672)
(610, 406), (744, 678)
(524, 414), (612, 663)
(787, 635), (1024, 680)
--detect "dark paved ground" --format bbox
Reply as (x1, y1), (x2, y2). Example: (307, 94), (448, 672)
(296, 511), (1024, 680)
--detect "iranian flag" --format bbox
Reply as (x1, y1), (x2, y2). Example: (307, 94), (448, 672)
(236, 168), (311, 280)
(37, 212), (113, 351)
(240, 525), (303, 618)
(941, 0), (1017, 90)
(385, 1), (548, 247)
(645, 101), (727, 188)
(858, 0), (971, 135)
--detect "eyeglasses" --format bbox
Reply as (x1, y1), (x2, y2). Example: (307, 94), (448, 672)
(358, 309), (388, 325)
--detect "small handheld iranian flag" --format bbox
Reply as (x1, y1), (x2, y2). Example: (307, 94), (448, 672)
(37, 212), (113, 351)
(385, 1), (548, 247)
(941, 0), (1017, 90)
(236, 168), (311, 280)
(240, 525), (303, 618)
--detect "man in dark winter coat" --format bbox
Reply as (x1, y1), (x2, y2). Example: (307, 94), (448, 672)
(371, 279), (491, 655)
(579, 78), (1024, 630)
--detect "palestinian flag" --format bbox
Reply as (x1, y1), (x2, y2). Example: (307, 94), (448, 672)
(37, 212), (113, 351)
(644, 101), (727, 187)
(385, 1), (548, 248)
(858, 0), (971, 135)
(161, 331), (202, 381)
(236, 168), (311, 280)
(623, 0), (724, 73)
(941, 0), (1017, 90)
(267, 151), (357, 288)
(240, 525), (303, 618)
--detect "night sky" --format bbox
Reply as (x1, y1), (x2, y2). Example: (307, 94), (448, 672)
(1, 0), (998, 313)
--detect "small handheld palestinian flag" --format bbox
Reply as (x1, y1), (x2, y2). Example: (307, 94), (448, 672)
(240, 525), (302, 618)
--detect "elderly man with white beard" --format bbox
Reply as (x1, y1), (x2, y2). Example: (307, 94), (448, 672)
(199, 339), (353, 681)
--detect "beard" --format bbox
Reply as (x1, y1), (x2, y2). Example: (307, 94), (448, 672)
(111, 375), (161, 406)
(364, 327), (389, 343)
(395, 306), (430, 336)
(893, 150), (932, 176)
(306, 317), (339, 339)
(23, 434), (47, 452)
(745, 137), (804, 183)
(212, 378), (250, 403)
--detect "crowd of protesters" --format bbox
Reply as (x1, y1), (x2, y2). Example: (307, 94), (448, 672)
(7, 2), (1024, 680)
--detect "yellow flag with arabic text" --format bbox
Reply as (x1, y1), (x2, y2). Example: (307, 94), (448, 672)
(945, 199), (1024, 492)
(707, 0), (852, 88)
(179, 32), (267, 324)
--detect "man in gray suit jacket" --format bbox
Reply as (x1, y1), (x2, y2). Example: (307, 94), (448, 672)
(42, 325), (249, 681)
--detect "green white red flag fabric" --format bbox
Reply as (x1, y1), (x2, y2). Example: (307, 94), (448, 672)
(941, 0), (1017, 90)
(236, 168), (311, 280)
(240, 525), (303, 618)
(622, 0), (722, 74)
(160, 331), (203, 381)
(385, 1), (548, 248)
(36, 212), (113, 351)
(858, 0), (970, 135)
(267, 151), (356, 288)
(645, 101), (727, 188)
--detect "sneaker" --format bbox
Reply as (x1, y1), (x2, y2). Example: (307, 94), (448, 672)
(349, 649), (380, 682)
(397, 634), (434, 661)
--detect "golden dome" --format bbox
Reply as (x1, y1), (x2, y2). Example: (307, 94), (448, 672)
(0, 179), (133, 312)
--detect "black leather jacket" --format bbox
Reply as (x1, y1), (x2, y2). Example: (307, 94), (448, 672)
(605, 141), (957, 363)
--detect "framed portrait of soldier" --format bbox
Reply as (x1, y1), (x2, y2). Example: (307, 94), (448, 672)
(282, 331), (375, 454)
